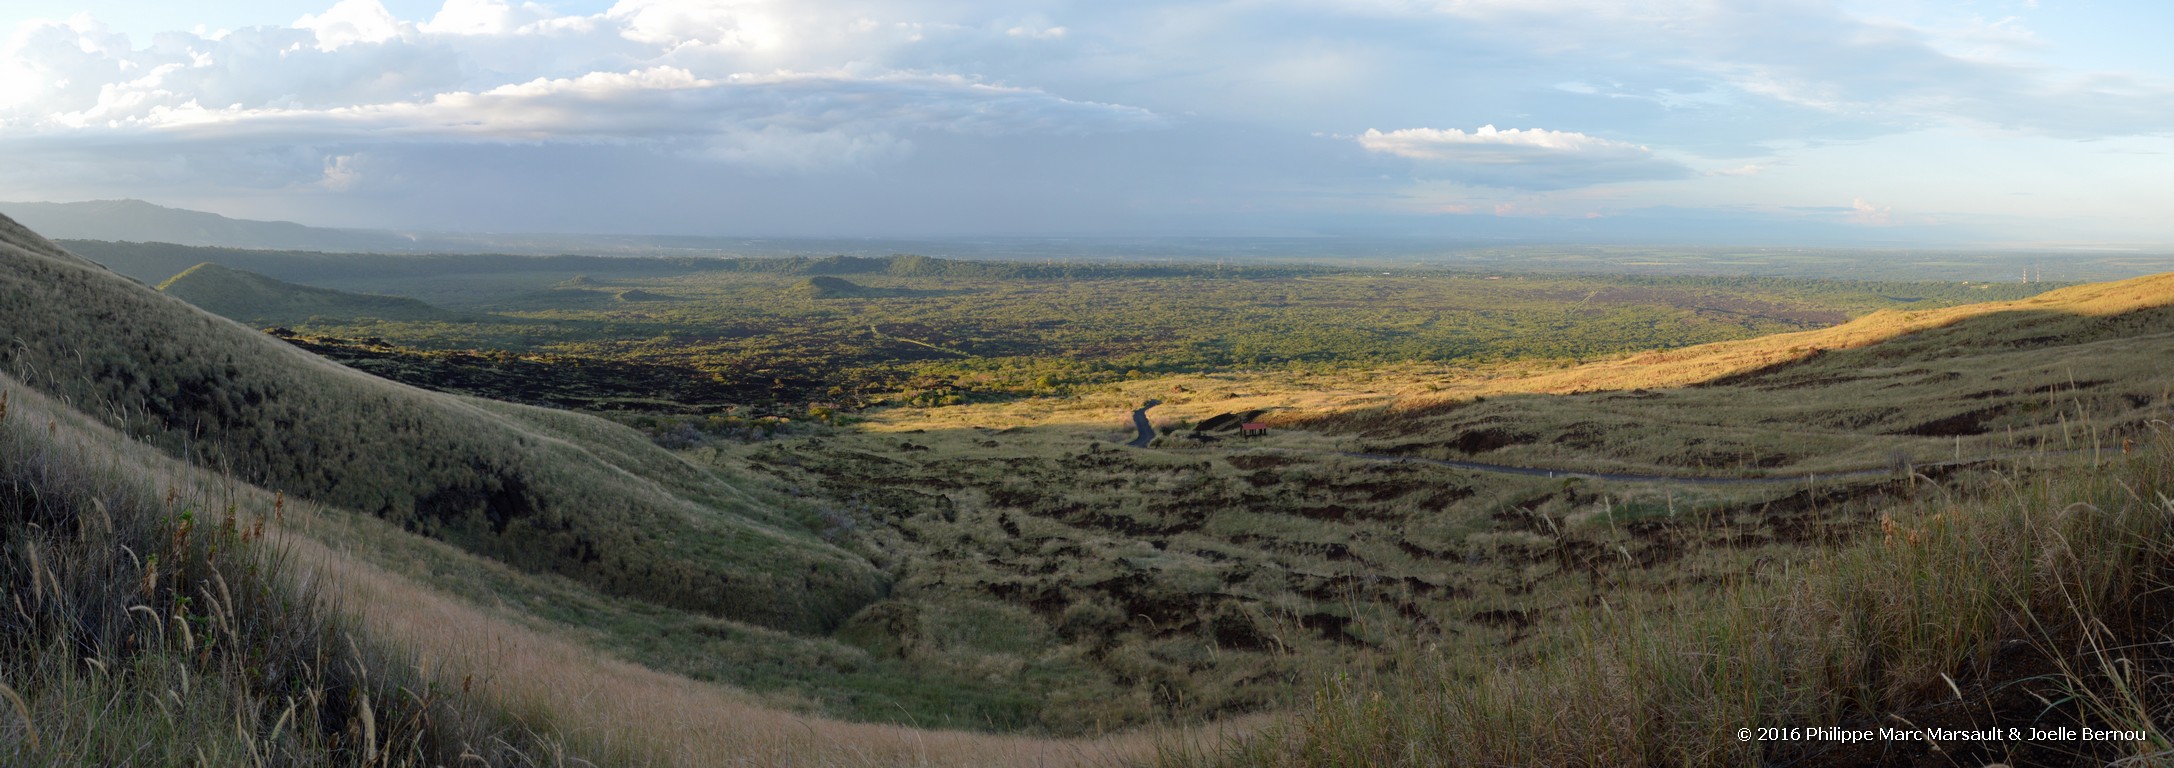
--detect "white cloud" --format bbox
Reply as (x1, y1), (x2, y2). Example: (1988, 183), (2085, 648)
(1006, 25), (1066, 40)
(606, 0), (787, 51)
(422, 0), (552, 36)
(1848, 196), (1892, 226)
(1359, 124), (1631, 158)
(294, 0), (412, 50)
(1356, 125), (1689, 189)
(0, 59), (35, 108)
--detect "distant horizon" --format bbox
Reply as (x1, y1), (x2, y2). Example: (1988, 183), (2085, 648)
(24, 197), (2174, 286)
(9, 197), (2173, 254)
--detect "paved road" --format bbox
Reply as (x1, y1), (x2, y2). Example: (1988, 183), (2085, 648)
(1127, 400), (1161, 448)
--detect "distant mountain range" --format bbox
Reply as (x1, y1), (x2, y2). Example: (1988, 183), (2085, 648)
(0, 199), (1264, 258)
(7, 199), (2170, 284)
(0, 198), (2007, 258)
(0, 199), (429, 252)
(1, 199), (1144, 258)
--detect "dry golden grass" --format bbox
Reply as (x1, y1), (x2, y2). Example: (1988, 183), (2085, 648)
(718, 362), (1909, 729)
(729, 267), (2174, 738)
(1321, 298), (2174, 480)
(972, 271), (2174, 482)
(857, 370), (1423, 450)
(1394, 270), (2174, 400)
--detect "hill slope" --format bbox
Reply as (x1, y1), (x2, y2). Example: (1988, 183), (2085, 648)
(158, 261), (459, 323)
(0, 212), (879, 632)
(0, 361), (569, 763)
(1213, 275), (2174, 766)
(0, 330), (1196, 766)
(1312, 271), (2174, 477)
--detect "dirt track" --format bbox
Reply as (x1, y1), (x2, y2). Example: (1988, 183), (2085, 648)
(1127, 400), (1161, 448)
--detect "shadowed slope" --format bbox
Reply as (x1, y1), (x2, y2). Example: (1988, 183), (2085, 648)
(0, 213), (879, 633)
(157, 261), (459, 324)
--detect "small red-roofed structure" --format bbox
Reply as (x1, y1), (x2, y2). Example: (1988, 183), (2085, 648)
(1240, 422), (1268, 438)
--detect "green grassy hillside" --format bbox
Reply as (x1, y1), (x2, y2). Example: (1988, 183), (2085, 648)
(158, 261), (460, 324)
(0, 213), (879, 633)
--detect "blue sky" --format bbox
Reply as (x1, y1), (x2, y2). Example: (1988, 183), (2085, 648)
(1, 0), (2169, 244)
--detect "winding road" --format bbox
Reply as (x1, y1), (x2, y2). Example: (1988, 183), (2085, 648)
(1127, 400), (1161, 448)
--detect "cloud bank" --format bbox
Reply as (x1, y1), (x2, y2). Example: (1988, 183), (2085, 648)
(1357, 125), (1689, 189)
(0, 0), (1161, 176)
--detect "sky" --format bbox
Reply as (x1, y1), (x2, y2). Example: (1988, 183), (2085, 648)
(0, 0), (2170, 243)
